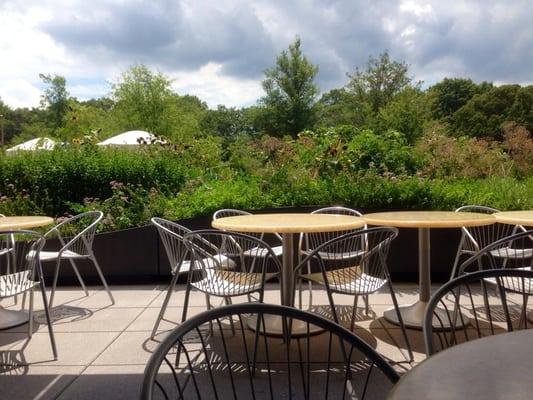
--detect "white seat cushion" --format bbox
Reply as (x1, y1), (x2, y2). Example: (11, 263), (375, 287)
(173, 254), (236, 274)
(243, 245), (283, 258)
(302, 265), (386, 294)
(38, 250), (87, 261)
(192, 269), (277, 296)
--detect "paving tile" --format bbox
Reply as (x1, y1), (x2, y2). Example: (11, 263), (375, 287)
(56, 365), (146, 400)
(0, 365), (84, 400)
(1, 331), (120, 366)
(91, 331), (160, 366)
(77, 285), (161, 308)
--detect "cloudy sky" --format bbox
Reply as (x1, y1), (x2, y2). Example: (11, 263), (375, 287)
(1, 0), (531, 109)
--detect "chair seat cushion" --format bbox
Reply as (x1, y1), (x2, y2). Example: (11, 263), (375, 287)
(302, 265), (386, 294)
(243, 245), (283, 258)
(173, 254), (236, 275)
(490, 247), (533, 259)
(38, 250), (87, 261)
(192, 269), (277, 296)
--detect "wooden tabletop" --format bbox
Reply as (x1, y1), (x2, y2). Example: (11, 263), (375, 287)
(494, 211), (533, 226)
(388, 329), (533, 400)
(0, 216), (54, 231)
(363, 211), (495, 228)
(212, 213), (365, 233)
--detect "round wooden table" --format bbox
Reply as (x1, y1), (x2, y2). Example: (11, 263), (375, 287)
(494, 210), (533, 226)
(363, 211), (495, 329)
(0, 215), (54, 329)
(212, 213), (365, 335)
(388, 329), (533, 400)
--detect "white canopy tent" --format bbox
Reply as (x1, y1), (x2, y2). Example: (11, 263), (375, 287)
(97, 130), (165, 146)
(6, 137), (56, 152)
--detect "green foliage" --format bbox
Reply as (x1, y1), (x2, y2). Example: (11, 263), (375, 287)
(347, 51), (413, 113)
(373, 87), (430, 144)
(315, 88), (369, 128)
(0, 146), (189, 216)
(261, 38), (319, 138)
(39, 74), (70, 131)
(451, 85), (533, 139)
(428, 78), (489, 120)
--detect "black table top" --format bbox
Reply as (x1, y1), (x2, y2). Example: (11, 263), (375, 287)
(388, 329), (533, 400)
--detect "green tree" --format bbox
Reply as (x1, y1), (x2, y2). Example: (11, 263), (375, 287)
(346, 51), (413, 113)
(373, 87), (430, 144)
(428, 78), (491, 120)
(111, 65), (206, 142)
(315, 88), (369, 128)
(261, 38), (319, 138)
(451, 85), (533, 139)
(39, 73), (70, 131)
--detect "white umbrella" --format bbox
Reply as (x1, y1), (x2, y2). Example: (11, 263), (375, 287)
(6, 137), (56, 152)
(97, 130), (165, 146)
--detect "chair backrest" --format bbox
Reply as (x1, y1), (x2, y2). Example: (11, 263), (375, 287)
(458, 229), (533, 274)
(455, 205), (514, 251)
(183, 230), (281, 297)
(45, 211), (102, 256)
(297, 227), (398, 294)
(0, 230), (45, 298)
(305, 206), (366, 252)
(141, 303), (399, 400)
(424, 267), (533, 356)
(151, 218), (192, 275)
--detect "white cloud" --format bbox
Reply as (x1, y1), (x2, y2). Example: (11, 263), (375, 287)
(0, 0), (531, 109)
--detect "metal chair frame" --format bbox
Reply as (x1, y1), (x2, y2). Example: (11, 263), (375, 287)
(450, 205), (532, 279)
(39, 211), (114, 307)
(141, 303), (400, 400)
(424, 267), (533, 356)
(0, 230), (57, 359)
(181, 229), (282, 325)
(213, 209), (284, 257)
(295, 227), (413, 362)
(150, 218), (194, 338)
(299, 206), (367, 310)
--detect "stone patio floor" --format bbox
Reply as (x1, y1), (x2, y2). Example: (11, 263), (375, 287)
(0, 283), (430, 399)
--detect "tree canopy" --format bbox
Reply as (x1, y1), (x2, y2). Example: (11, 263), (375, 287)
(261, 38), (319, 138)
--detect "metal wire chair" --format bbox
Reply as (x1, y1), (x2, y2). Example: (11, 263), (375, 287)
(0, 230), (57, 359)
(295, 227), (413, 362)
(424, 267), (533, 356)
(299, 206), (366, 310)
(450, 205), (532, 279)
(141, 303), (399, 400)
(39, 211), (114, 307)
(181, 230), (281, 324)
(151, 218), (193, 338)
(213, 209), (283, 257)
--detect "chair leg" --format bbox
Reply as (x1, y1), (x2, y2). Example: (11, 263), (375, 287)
(28, 288), (34, 338)
(68, 259), (89, 296)
(181, 284), (192, 323)
(39, 283), (58, 360)
(151, 273), (179, 339)
(90, 254), (114, 304)
(224, 297), (236, 335)
(49, 259), (61, 308)
(387, 280), (414, 362)
(350, 295), (359, 332)
(450, 236), (465, 280)
(364, 294), (369, 315)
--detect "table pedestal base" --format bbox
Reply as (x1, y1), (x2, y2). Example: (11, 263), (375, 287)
(0, 307), (29, 330)
(384, 301), (469, 330)
(247, 315), (324, 337)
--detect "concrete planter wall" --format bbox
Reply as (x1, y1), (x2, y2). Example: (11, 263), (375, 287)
(43, 206), (462, 285)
